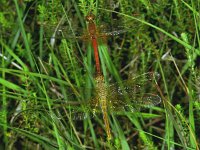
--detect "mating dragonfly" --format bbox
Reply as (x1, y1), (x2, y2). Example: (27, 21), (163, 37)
(42, 11), (159, 140)
(51, 72), (161, 140)
(42, 11), (130, 74)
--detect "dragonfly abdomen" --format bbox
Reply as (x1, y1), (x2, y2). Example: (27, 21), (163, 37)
(100, 98), (111, 140)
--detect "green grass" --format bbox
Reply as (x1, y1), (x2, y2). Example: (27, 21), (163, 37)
(0, 0), (200, 149)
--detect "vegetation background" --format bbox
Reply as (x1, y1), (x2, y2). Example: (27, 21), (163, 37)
(0, 0), (200, 149)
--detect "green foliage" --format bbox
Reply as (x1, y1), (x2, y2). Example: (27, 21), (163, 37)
(0, 12), (11, 28)
(0, 0), (200, 149)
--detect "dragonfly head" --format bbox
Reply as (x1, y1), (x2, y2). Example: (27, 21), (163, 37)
(85, 12), (95, 22)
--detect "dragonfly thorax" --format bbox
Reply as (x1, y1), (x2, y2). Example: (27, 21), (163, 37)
(88, 22), (97, 36)
(95, 75), (106, 93)
(95, 75), (104, 84)
(95, 75), (107, 106)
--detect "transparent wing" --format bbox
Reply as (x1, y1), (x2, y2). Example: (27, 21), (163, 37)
(40, 13), (132, 42)
(51, 89), (101, 120)
(41, 22), (86, 40)
(50, 72), (161, 119)
(106, 72), (161, 112)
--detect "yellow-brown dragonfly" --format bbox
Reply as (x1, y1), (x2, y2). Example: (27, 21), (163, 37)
(52, 72), (161, 140)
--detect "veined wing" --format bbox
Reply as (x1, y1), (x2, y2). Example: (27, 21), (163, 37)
(96, 21), (130, 37)
(105, 72), (161, 112)
(53, 72), (161, 119)
(41, 15), (131, 42)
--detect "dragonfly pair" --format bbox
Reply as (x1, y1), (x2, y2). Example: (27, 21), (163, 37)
(44, 11), (161, 140)
(56, 71), (161, 141)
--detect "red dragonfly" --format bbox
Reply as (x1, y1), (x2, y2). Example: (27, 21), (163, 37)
(43, 11), (129, 75)
(82, 12), (128, 74)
